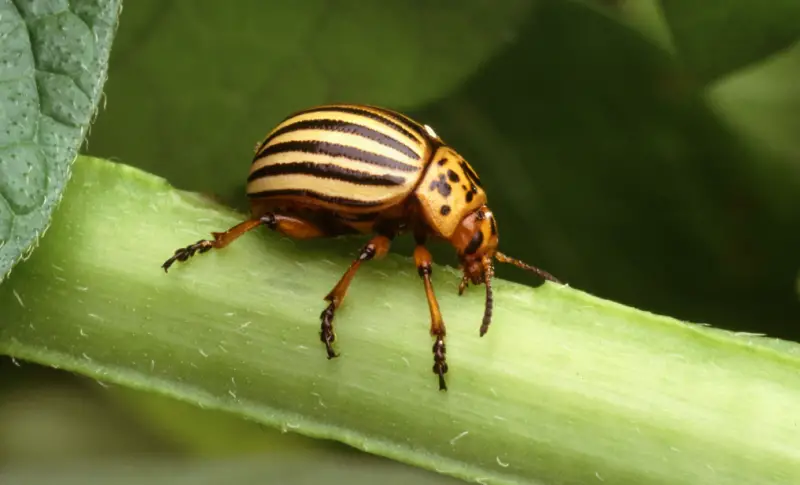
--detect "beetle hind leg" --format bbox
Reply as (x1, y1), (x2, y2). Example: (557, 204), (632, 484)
(320, 234), (392, 359)
(413, 244), (448, 391)
(162, 213), (326, 272)
(162, 218), (264, 272)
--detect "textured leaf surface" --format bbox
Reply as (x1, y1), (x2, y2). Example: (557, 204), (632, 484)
(3, 156), (800, 485)
(659, 0), (800, 83)
(0, 0), (119, 281)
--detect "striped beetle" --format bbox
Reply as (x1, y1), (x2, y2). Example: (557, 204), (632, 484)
(162, 104), (559, 391)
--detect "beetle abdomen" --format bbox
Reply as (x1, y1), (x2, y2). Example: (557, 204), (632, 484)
(247, 105), (434, 213)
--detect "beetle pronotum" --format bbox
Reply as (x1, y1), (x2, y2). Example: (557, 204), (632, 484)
(162, 104), (560, 390)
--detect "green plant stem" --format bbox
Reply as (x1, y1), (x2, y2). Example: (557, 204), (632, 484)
(2, 156), (800, 485)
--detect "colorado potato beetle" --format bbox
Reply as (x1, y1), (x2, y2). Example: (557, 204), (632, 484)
(162, 104), (559, 391)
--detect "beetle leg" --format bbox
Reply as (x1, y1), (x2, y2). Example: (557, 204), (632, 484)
(161, 213), (325, 272)
(320, 234), (392, 359)
(413, 244), (448, 391)
(457, 274), (470, 295)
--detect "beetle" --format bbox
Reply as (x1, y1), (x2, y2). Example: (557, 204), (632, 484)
(161, 103), (559, 391)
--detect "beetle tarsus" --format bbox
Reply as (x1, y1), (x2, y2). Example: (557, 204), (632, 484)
(432, 336), (448, 391)
(161, 240), (214, 272)
(161, 218), (268, 273)
(317, 235), (391, 361)
(319, 302), (338, 359)
(457, 275), (469, 296)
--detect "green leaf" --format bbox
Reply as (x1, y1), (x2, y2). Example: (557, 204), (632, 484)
(1, 453), (467, 485)
(85, 0), (534, 200)
(659, 0), (800, 83)
(3, 156), (800, 485)
(0, 0), (120, 281)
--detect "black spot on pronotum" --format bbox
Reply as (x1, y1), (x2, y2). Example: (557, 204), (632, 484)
(437, 158), (447, 166)
(440, 205), (451, 216)
(466, 191), (474, 203)
(428, 174), (452, 198)
(442, 183), (452, 197)
(464, 230), (484, 255)
(447, 169), (460, 183)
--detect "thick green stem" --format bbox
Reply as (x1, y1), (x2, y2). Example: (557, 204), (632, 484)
(2, 156), (800, 485)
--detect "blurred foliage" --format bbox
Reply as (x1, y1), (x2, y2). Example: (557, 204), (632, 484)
(660, 0), (800, 82)
(0, 357), (173, 467)
(2, 0), (800, 482)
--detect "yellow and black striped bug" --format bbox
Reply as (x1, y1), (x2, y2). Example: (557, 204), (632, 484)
(162, 104), (560, 391)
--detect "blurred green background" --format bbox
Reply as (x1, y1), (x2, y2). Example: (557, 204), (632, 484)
(3, 0), (800, 482)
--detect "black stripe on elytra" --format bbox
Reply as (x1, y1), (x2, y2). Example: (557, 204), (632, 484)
(247, 161), (406, 186)
(383, 109), (433, 139)
(255, 140), (419, 172)
(290, 106), (426, 146)
(247, 188), (384, 208)
(260, 119), (420, 161)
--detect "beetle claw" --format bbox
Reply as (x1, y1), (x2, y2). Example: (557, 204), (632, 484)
(432, 336), (448, 391)
(319, 302), (338, 359)
(457, 275), (469, 296)
(161, 240), (213, 272)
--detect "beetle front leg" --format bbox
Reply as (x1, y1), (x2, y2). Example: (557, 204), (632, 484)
(413, 244), (448, 391)
(320, 234), (392, 359)
(162, 213), (325, 271)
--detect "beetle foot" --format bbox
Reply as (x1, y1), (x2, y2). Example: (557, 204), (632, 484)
(432, 335), (448, 391)
(162, 240), (213, 272)
(319, 302), (338, 359)
(457, 275), (469, 296)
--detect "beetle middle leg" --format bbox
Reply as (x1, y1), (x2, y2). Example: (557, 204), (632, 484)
(413, 243), (448, 391)
(320, 234), (392, 359)
(162, 213), (325, 271)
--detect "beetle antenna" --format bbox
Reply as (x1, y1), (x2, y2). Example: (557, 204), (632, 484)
(480, 257), (494, 337)
(495, 251), (561, 284)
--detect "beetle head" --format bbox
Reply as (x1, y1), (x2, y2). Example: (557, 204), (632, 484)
(450, 205), (561, 337)
(451, 205), (498, 284)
